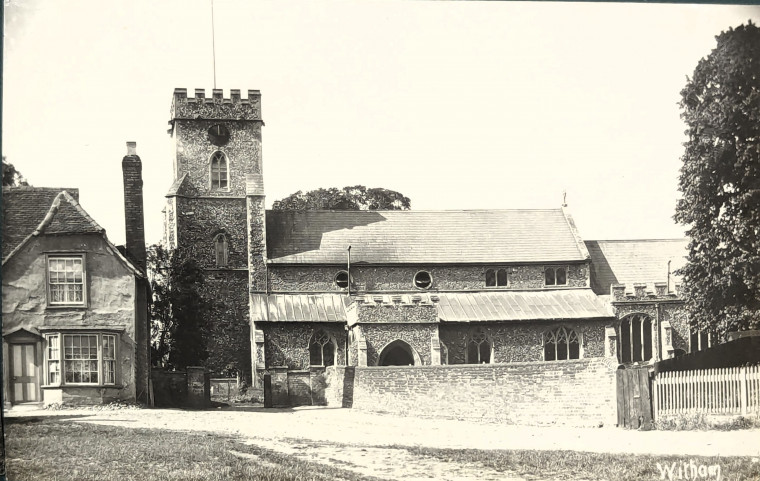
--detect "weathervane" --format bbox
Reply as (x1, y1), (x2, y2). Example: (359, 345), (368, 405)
(562, 190), (567, 207)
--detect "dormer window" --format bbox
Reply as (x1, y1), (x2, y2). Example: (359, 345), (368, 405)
(485, 268), (508, 287)
(544, 266), (567, 286)
(210, 151), (228, 190)
(214, 233), (228, 267)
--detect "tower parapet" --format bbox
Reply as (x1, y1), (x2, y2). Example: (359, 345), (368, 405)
(170, 88), (262, 121)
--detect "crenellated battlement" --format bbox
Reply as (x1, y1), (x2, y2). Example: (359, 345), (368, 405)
(170, 88), (262, 121)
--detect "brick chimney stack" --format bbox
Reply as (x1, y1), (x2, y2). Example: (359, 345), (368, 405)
(122, 141), (146, 271)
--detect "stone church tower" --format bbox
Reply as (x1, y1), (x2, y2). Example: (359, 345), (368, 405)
(163, 88), (265, 382)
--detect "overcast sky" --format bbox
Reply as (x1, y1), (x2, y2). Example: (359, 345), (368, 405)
(4, 1), (759, 246)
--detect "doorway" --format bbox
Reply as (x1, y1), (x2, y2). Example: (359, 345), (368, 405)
(378, 340), (415, 366)
(9, 343), (39, 403)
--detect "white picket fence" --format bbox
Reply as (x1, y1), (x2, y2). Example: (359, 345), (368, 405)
(653, 366), (760, 419)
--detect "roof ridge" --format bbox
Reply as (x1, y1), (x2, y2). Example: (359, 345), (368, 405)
(34, 190), (105, 236)
(588, 238), (689, 243)
(266, 208), (565, 214)
(3, 186), (78, 192)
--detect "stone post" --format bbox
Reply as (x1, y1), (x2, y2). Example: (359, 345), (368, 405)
(660, 320), (674, 360)
(604, 325), (618, 360)
(430, 329), (441, 366)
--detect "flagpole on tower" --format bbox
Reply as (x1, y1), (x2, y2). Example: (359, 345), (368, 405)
(211, 0), (217, 89)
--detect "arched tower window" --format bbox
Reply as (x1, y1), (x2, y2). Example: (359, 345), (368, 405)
(210, 151), (228, 190)
(309, 330), (336, 367)
(214, 233), (228, 267)
(466, 327), (492, 364)
(543, 326), (580, 361)
(619, 314), (653, 363)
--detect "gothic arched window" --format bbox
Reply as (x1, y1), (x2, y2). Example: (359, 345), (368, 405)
(214, 233), (228, 267)
(466, 327), (492, 364)
(309, 330), (335, 367)
(543, 326), (580, 361)
(210, 151), (228, 190)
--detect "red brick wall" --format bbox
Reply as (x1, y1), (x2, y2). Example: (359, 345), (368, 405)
(326, 358), (617, 427)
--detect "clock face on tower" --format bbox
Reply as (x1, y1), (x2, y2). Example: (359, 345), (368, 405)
(207, 124), (230, 146)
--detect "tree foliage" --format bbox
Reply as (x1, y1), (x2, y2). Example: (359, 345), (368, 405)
(674, 21), (760, 338)
(147, 244), (210, 370)
(272, 185), (411, 211)
(2, 157), (29, 187)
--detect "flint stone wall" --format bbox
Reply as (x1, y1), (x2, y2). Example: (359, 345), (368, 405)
(268, 264), (589, 292)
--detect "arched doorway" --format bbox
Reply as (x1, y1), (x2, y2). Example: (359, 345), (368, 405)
(378, 340), (416, 366)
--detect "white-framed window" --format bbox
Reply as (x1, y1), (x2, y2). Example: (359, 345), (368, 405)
(210, 151), (229, 190)
(43, 332), (119, 386)
(309, 330), (336, 367)
(485, 268), (508, 287)
(214, 233), (228, 267)
(543, 326), (581, 361)
(47, 255), (86, 306)
(544, 266), (567, 286)
(466, 327), (492, 364)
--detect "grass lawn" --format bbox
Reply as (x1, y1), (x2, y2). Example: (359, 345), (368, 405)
(5, 416), (379, 481)
(398, 446), (760, 481)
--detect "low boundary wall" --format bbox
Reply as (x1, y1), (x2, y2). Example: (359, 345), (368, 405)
(325, 358), (617, 427)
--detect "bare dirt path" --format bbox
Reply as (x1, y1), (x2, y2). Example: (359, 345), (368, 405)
(7, 405), (760, 480)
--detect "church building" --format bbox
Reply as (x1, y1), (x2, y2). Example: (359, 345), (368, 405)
(163, 88), (701, 416)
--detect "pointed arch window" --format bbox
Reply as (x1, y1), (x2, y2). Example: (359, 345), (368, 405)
(466, 327), (492, 364)
(214, 233), (228, 267)
(309, 330), (336, 367)
(543, 326), (581, 361)
(210, 151), (228, 190)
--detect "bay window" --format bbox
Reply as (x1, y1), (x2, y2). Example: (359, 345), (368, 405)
(43, 332), (119, 386)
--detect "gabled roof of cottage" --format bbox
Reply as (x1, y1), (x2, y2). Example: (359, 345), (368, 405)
(2, 187), (143, 277)
(2, 186), (81, 259)
(266, 208), (589, 264)
(585, 238), (688, 295)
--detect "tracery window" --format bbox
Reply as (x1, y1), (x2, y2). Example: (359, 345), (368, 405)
(309, 330), (335, 367)
(466, 327), (491, 364)
(543, 326), (580, 361)
(210, 151), (228, 190)
(619, 314), (653, 363)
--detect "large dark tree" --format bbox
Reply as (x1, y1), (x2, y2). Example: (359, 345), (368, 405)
(2, 157), (29, 187)
(674, 21), (760, 338)
(147, 245), (210, 370)
(272, 185), (411, 211)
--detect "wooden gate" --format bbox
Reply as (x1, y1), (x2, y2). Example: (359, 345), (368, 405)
(616, 367), (653, 428)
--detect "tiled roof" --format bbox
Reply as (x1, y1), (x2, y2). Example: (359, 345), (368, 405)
(251, 294), (349, 322)
(436, 289), (612, 322)
(585, 239), (689, 295)
(2, 187), (143, 277)
(266, 209), (588, 264)
(3, 187), (80, 259)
